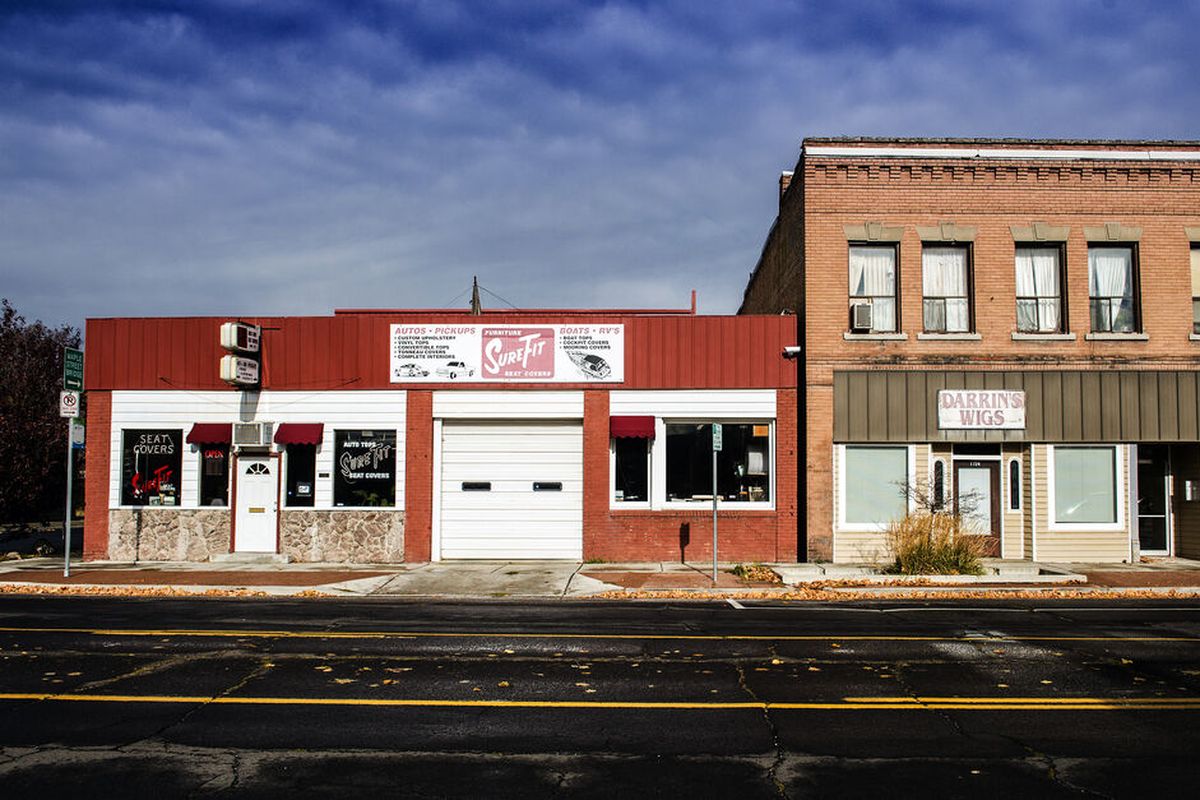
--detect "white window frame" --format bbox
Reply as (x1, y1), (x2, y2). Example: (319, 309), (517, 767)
(655, 418), (776, 511)
(609, 436), (652, 509)
(837, 444), (916, 532)
(1007, 457), (1023, 513)
(930, 456), (949, 511)
(1046, 444), (1125, 532)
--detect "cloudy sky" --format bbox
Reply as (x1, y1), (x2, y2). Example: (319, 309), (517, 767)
(2, 1), (1197, 330)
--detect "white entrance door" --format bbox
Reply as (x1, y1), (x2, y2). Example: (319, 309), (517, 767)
(235, 456), (278, 552)
(439, 421), (583, 559)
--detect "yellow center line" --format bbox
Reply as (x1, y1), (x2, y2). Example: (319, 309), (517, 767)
(0, 626), (1195, 643)
(0, 692), (1197, 711)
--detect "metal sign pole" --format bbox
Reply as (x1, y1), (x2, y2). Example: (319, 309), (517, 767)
(711, 422), (722, 585)
(64, 418), (73, 578)
(711, 448), (718, 584)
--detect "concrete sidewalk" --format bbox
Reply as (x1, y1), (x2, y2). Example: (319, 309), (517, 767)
(2, 557), (1200, 598)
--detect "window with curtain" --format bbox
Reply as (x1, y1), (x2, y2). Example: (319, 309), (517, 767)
(848, 244), (898, 332)
(843, 446), (908, 525)
(1053, 446), (1117, 525)
(1088, 246), (1137, 333)
(1015, 246), (1063, 333)
(922, 246), (971, 333)
(1191, 247), (1200, 335)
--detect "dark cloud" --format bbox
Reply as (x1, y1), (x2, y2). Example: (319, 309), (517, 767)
(1, 1), (1198, 329)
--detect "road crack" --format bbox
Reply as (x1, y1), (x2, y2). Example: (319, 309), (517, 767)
(734, 662), (790, 799)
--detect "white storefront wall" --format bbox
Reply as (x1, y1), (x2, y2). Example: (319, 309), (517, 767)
(109, 391), (408, 510)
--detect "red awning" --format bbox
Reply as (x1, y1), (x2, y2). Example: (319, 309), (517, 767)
(186, 423), (232, 445)
(610, 416), (655, 439)
(274, 423), (325, 445)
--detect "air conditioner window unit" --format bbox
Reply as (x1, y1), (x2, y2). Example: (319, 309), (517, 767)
(233, 422), (273, 448)
(851, 302), (873, 332)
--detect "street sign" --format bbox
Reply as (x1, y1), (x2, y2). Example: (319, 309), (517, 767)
(59, 390), (80, 418)
(71, 419), (85, 449)
(63, 347), (84, 391)
(712, 423), (723, 451)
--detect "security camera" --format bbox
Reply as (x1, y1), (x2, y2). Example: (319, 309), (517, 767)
(781, 346), (802, 360)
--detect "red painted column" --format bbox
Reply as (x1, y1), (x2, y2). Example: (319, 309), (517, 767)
(83, 390), (111, 560)
(404, 391), (433, 562)
(581, 390), (610, 560)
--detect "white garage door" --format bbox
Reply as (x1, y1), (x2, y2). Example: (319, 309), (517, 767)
(439, 420), (583, 560)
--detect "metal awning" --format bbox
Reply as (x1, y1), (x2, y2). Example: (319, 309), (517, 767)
(610, 416), (655, 439)
(273, 423), (324, 445)
(185, 423), (232, 445)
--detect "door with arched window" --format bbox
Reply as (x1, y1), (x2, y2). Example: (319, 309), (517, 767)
(234, 455), (279, 552)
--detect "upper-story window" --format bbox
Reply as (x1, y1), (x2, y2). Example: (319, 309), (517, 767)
(922, 245), (972, 333)
(1015, 246), (1065, 333)
(848, 244), (898, 333)
(1088, 245), (1139, 333)
(1191, 246), (1200, 335)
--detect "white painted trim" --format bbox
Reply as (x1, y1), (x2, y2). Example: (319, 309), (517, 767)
(804, 145), (1200, 162)
(430, 419), (443, 562)
(610, 390), (776, 419)
(432, 390), (584, 419)
(1031, 445), (1039, 562)
(837, 444), (916, 532)
(1045, 444), (1126, 533)
(1129, 444), (1137, 563)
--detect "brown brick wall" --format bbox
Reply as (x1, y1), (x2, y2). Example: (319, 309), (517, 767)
(747, 145), (1200, 560)
(83, 390), (111, 560)
(403, 390), (433, 562)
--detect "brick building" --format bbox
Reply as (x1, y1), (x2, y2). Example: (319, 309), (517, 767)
(82, 308), (798, 563)
(741, 137), (1200, 563)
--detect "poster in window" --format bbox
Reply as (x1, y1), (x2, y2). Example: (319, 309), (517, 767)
(121, 429), (182, 506)
(333, 430), (396, 507)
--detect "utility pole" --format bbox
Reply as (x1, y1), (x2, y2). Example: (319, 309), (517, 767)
(469, 276), (482, 315)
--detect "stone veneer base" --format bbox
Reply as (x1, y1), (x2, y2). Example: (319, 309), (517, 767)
(279, 510), (404, 563)
(108, 508), (232, 562)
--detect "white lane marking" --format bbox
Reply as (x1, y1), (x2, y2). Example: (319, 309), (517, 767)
(727, 598), (746, 610)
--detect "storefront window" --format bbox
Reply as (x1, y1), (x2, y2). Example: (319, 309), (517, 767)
(121, 429), (182, 506)
(842, 446), (908, 526)
(333, 429), (396, 507)
(285, 444), (316, 507)
(613, 438), (649, 502)
(199, 445), (230, 506)
(665, 423), (770, 503)
(1053, 446), (1117, 524)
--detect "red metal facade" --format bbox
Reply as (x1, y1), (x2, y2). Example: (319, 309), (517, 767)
(85, 312), (797, 391)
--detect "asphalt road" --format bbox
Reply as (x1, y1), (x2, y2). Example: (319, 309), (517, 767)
(0, 596), (1198, 798)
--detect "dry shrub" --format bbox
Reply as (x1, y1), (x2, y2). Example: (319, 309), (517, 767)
(884, 511), (985, 575)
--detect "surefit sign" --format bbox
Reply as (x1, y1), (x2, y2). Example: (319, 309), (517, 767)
(937, 390), (1026, 430)
(390, 324), (624, 383)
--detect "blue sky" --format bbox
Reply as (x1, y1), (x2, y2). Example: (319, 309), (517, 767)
(2, 0), (1198, 329)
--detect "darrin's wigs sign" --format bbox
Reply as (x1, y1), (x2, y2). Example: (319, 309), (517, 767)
(390, 324), (624, 383)
(937, 390), (1026, 430)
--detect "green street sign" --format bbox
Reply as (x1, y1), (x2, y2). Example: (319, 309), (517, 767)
(64, 347), (84, 391)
